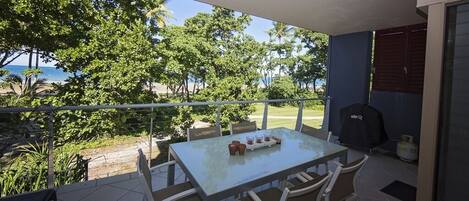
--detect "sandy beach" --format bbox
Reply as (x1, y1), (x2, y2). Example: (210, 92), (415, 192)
(0, 82), (192, 95)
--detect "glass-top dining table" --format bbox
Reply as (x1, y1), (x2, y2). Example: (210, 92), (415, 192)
(167, 127), (348, 201)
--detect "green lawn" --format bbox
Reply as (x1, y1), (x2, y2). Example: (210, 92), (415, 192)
(250, 104), (324, 129)
(191, 103), (325, 130)
(251, 104), (324, 116)
(249, 118), (324, 130)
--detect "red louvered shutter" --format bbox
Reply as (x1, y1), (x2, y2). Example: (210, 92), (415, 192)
(406, 24), (427, 94)
(373, 27), (407, 92)
(372, 23), (427, 94)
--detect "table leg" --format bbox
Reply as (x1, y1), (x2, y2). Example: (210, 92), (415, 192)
(339, 151), (348, 165)
(167, 151), (175, 186)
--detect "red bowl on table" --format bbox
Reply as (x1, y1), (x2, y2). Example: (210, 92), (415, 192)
(238, 144), (246, 155)
(228, 144), (238, 155)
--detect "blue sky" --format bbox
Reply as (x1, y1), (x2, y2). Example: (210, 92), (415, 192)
(11, 0), (275, 67)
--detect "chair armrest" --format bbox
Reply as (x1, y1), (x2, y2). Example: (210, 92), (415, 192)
(150, 160), (176, 171)
(331, 161), (343, 167)
(324, 166), (342, 195)
(248, 190), (262, 201)
(285, 181), (295, 188)
(161, 188), (197, 201)
(295, 173), (309, 183)
(300, 172), (314, 181)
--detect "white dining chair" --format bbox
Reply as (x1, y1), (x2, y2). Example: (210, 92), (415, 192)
(242, 172), (332, 201)
(136, 149), (201, 201)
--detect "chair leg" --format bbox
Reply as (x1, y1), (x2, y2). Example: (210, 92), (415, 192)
(280, 176), (288, 189)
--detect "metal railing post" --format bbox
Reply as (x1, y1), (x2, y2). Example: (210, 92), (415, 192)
(149, 106), (154, 167)
(47, 108), (55, 188)
(216, 101), (221, 127)
(262, 102), (268, 129)
(295, 101), (304, 131)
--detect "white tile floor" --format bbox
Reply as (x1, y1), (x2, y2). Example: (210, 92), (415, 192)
(56, 149), (417, 201)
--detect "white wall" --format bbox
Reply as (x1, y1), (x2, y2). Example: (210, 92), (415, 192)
(417, 0), (461, 7)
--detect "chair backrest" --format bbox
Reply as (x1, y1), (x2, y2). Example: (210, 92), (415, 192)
(187, 125), (222, 141)
(230, 121), (257, 135)
(326, 155), (369, 201)
(280, 171), (332, 201)
(300, 124), (331, 142)
(137, 149), (155, 201)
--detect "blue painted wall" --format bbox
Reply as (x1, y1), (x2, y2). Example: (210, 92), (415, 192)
(326, 31), (373, 136)
(326, 31), (423, 152)
(369, 91), (422, 151)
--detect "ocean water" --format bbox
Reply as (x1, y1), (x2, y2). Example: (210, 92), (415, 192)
(3, 65), (71, 83)
(2, 65), (324, 87)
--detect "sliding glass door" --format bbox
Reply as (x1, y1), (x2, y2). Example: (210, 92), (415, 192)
(437, 2), (469, 201)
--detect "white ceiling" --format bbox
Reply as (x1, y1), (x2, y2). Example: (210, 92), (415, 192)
(196, 0), (427, 36)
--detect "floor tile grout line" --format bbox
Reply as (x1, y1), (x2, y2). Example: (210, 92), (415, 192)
(116, 189), (136, 201)
(77, 185), (103, 201)
(109, 183), (146, 195)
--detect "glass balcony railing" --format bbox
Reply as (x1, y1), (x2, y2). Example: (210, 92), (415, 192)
(0, 98), (330, 197)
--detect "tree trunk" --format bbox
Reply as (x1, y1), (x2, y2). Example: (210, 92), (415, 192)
(149, 80), (153, 94)
(192, 79), (197, 94)
(312, 79), (317, 93)
(166, 86), (169, 97)
(35, 49), (39, 81)
(27, 48), (33, 88)
(176, 83), (183, 95)
(185, 77), (190, 102)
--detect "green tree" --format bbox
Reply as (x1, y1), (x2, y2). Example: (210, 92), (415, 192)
(157, 25), (210, 101)
(45, 6), (161, 142)
(0, 0), (96, 79)
(194, 77), (259, 127)
(159, 7), (262, 125)
(163, 6), (261, 96)
(293, 28), (328, 92)
(2, 69), (46, 98)
(266, 76), (299, 104)
(267, 22), (296, 76)
(145, 0), (173, 29)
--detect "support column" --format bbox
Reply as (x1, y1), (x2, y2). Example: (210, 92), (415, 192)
(417, 3), (446, 201)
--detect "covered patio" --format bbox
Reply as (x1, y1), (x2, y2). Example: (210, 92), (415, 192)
(3, 0), (450, 200)
(54, 149), (416, 201)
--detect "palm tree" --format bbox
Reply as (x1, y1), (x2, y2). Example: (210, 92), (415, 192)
(269, 22), (293, 44)
(2, 74), (46, 98)
(268, 22), (294, 76)
(145, 0), (173, 94)
(145, 0), (173, 29)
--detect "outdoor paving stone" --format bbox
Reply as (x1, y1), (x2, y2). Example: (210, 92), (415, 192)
(96, 173), (132, 186)
(80, 185), (129, 201)
(57, 185), (100, 201)
(117, 191), (145, 201)
(109, 178), (141, 192)
(56, 179), (97, 194)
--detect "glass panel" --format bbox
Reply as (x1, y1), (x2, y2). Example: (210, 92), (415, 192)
(437, 3), (469, 201)
(302, 99), (326, 129)
(250, 103), (265, 129)
(249, 102), (299, 129)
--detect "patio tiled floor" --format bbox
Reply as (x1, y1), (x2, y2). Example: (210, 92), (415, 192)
(56, 148), (417, 201)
